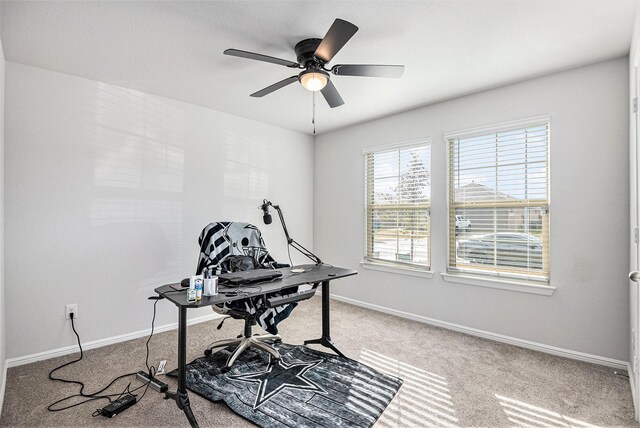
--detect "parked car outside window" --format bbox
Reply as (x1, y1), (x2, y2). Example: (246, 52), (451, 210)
(456, 232), (542, 269)
(455, 215), (471, 232)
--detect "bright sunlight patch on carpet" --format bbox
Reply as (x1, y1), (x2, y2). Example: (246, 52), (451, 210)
(495, 394), (599, 427)
(360, 348), (459, 427)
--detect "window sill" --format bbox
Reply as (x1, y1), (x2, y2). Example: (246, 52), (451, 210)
(440, 273), (555, 296)
(360, 261), (433, 278)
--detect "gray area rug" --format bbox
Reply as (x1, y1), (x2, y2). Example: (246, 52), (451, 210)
(168, 342), (403, 427)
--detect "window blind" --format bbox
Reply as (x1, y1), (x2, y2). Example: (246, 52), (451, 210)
(364, 142), (431, 269)
(447, 122), (549, 283)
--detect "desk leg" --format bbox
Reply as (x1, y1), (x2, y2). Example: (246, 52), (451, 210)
(165, 306), (198, 428)
(304, 281), (345, 358)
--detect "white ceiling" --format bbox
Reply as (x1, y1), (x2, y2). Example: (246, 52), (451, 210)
(1, 0), (637, 135)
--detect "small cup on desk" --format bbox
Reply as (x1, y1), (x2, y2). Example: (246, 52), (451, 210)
(203, 276), (218, 296)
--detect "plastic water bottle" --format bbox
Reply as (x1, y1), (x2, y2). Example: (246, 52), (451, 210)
(195, 277), (203, 301)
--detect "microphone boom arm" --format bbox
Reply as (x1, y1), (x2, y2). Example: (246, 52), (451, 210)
(264, 200), (322, 265)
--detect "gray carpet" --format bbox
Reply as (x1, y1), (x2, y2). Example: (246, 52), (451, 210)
(0, 296), (637, 427)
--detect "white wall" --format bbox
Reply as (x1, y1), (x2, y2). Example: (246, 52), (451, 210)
(3, 57), (629, 364)
(314, 58), (630, 361)
(4, 62), (314, 359)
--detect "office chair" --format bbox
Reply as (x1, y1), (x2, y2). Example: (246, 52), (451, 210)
(196, 221), (308, 369)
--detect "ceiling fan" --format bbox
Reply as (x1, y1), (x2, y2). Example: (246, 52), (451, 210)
(224, 18), (405, 108)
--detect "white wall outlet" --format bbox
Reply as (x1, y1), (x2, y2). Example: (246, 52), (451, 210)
(65, 304), (78, 320)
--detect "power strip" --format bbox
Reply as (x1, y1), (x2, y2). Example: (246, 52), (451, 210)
(99, 394), (136, 418)
(136, 371), (168, 393)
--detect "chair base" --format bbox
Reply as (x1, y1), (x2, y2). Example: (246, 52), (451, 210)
(206, 333), (281, 368)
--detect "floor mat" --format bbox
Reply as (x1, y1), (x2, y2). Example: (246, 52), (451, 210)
(168, 342), (403, 427)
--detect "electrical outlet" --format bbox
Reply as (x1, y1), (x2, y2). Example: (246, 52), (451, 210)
(65, 304), (78, 320)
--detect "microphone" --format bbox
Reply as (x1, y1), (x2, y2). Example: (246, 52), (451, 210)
(260, 199), (272, 225)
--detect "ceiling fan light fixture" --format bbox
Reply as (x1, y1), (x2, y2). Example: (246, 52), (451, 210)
(299, 69), (329, 92)
(225, 18), (405, 108)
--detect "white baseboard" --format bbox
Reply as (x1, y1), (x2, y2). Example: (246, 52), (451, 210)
(5, 313), (222, 369)
(330, 293), (628, 370)
(5, 292), (628, 372)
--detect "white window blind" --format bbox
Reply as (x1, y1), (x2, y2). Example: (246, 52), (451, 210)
(364, 142), (431, 269)
(447, 120), (549, 283)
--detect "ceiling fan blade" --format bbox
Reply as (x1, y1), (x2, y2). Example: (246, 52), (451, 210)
(332, 64), (405, 78)
(320, 80), (345, 108)
(250, 76), (299, 97)
(224, 49), (299, 68)
(314, 19), (359, 63)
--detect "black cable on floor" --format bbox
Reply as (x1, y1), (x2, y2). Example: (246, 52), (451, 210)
(145, 297), (161, 378)
(47, 292), (171, 414)
(47, 314), (141, 412)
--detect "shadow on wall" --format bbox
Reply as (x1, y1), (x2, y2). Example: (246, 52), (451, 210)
(222, 129), (269, 215)
(84, 82), (280, 290)
(87, 83), (186, 292)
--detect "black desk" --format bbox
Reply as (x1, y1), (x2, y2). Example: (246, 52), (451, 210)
(154, 264), (357, 428)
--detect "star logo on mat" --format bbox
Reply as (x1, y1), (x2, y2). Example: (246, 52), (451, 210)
(229, 358), (326, 409)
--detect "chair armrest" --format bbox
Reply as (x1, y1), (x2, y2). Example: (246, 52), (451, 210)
(273, 262), (291, 268)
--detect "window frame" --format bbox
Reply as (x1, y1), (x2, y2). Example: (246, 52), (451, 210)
(363, 138), (432, 272)
(445, 116), (551, 287)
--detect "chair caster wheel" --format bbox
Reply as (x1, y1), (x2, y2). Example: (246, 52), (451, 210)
(221, 366), (231, 373)
(204, 349), (212, 356)
(274, 338), (282, 344)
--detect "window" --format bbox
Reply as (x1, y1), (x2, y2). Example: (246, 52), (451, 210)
(447, 118), (549, 284)
(364, 141), (431, 270)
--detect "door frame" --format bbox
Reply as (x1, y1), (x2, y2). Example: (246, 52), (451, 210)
(628, 10), (640, 418)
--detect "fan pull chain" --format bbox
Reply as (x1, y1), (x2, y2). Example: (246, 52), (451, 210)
(312, 91), (316, 135)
